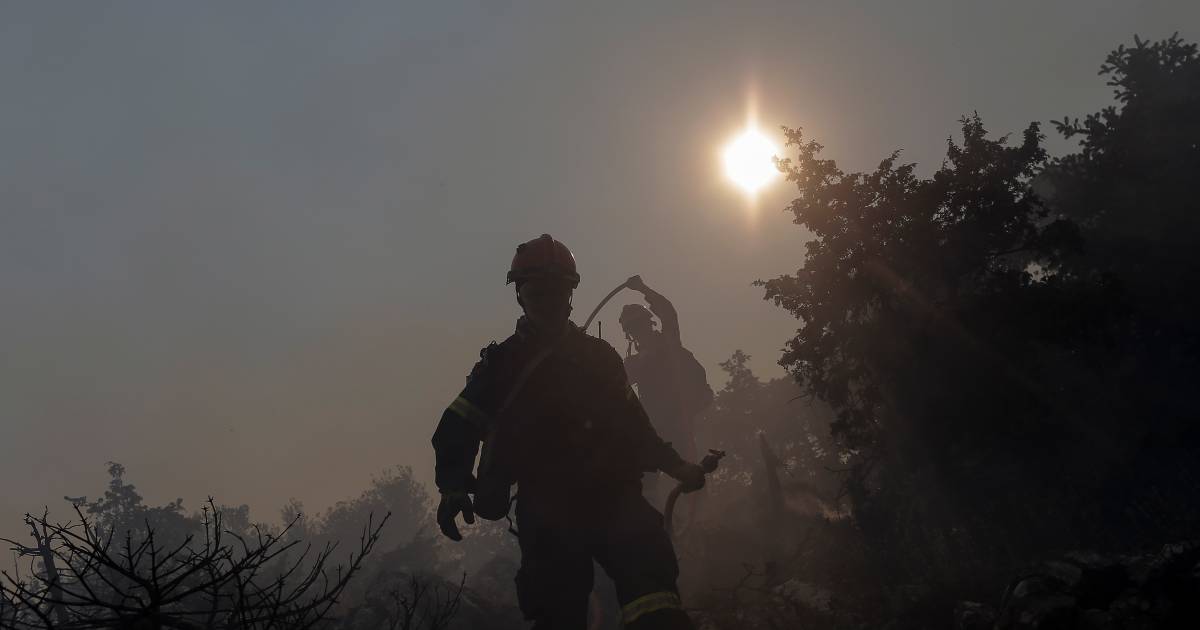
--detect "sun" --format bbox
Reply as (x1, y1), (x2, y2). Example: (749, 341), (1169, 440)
(723, 126), (780, 194)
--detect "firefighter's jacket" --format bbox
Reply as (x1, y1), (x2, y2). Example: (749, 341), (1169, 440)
(623, 291), (713, 454)
(432, 318), (685, 498)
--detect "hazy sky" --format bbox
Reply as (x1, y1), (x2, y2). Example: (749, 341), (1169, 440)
(3, 1), (1197, 531)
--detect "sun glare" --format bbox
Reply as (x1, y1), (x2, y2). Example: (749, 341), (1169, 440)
(723, 126), (780, 195)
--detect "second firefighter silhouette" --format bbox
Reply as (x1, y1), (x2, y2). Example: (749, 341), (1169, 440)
(431, 234), (705, 629)
(619, 276), (714, 503)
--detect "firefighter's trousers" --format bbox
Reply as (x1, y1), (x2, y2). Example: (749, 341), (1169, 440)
(514, 482), (693, 630)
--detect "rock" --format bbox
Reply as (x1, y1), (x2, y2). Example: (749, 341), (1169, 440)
(1015, 594), (1076, 628)
(1064, 550), (1118, 569)
(1011, 575), (1061, 600)
(1078, 608), (1116, 629)
(1041, 560), (1083, 590)
(996, 541), (1200, 630)
(1146, 541), (1200, 582)
(1075, 562), (1128, 609)
(954, 600), (996, 630)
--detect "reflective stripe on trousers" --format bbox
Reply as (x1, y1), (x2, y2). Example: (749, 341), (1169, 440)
(622, 591), (682, 625)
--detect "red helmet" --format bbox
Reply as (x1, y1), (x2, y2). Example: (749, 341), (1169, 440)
(506, 234), (580, 287)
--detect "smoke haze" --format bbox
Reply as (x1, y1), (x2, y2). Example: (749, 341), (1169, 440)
(3, 1), (1197, 534)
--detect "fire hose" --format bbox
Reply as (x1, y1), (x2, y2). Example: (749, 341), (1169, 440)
(583, 280), (725, 534)
(582, 278), (632, 332)
(663, 449), (724, 535)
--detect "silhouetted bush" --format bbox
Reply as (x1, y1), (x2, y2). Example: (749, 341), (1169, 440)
(757, 33), (1200, 615)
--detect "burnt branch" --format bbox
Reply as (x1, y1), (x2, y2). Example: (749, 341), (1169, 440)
(0, 501), (390, 629)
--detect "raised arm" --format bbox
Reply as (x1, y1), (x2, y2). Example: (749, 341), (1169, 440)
(625, 276), (681, 347)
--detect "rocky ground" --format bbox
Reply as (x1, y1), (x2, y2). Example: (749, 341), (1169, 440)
(958, 541), (1200, 629)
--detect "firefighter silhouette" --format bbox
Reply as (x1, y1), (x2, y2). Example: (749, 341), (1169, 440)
(431, 235), (705, 629)
(619, 276), (714, 506)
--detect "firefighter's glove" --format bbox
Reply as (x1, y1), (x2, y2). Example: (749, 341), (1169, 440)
(625, 275), (648, 293)
(664, 461), (706, 493)
(436, 490), (475, 541)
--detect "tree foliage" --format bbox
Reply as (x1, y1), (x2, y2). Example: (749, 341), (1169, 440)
(697, 350), (846, 513)
(758, 35), (1200, 589)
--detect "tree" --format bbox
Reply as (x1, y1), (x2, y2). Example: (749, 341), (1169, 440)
(684, 352), (869, 630)
(77, 462), (195, 554)
(757, 35), (1200, 595)
(1, 464), (393, 629)
(1043, 33), (1200, 545)
(760, 112), (1069, 580)
(1, 501), (387, 629)
(696, 350), (847, 520)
